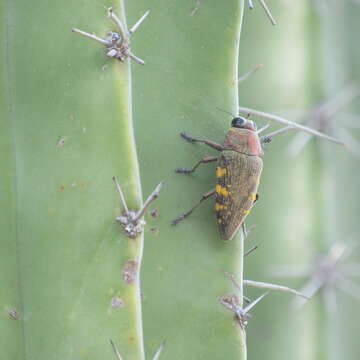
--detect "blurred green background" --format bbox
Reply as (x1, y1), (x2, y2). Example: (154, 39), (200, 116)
(237, 1), (360, 359)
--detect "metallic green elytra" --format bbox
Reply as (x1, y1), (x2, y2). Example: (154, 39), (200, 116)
(173, 116), (263, 241)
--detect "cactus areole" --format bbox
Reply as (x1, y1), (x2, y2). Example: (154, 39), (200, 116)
(173, 116), (263, 241)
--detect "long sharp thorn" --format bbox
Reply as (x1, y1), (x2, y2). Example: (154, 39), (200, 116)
(257, 124), (270, 134)
(243, 279), (310, 299)
(152, 339), (166, 360)
(238, 64), (263, 83)
(129, 10), (150, 34)
(133, 182), (163, 222)
(317, 84), (360, 118)
(293, 278), (324, 308)
(248, 0), (254, 9)
(299, 278), (324, 298)
(72, 28), (110, 45)
(258, 0), (276, 25)
(327, 242), (351, 266)
(109, 339), (124, 360)
(260, 125), (295, 143)
(287, 132), (313, 157)
(243, 292), (268, 313)
(239, 106), (345, 146)
(107, 7), (127, 40)
(244, 245), (258, 257)
(128, 51), (145, 65)
(112, 176), (130, 216)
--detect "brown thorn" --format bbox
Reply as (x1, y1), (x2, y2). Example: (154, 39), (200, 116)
(244, 245), (258, 257)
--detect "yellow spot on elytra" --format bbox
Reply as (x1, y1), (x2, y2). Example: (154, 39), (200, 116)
(216, 185), (229, 196)
(218, 219), (222, 224)
(249, 193), (257, 201)
(243, 209), (251, 215)
(214, 203), (225, 211)
(216, 167), (227, 177)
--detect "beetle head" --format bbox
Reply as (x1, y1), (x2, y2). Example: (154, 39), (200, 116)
(231, 117), (257, 131)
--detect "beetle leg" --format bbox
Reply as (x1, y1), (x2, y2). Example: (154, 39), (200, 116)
(180, 132), (224, 151)
(175, 156), (218, 174)
(171, 189), (215, 225)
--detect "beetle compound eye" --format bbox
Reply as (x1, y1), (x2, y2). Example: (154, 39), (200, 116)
(231, 117), (246, 128)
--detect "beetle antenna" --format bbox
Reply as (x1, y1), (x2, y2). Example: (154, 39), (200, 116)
(215, 107), (237, 118)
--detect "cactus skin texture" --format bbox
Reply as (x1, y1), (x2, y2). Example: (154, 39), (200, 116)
(131, 0), (247, 359)
(1, 0), (247, 359)
(1, 0), (146, 359)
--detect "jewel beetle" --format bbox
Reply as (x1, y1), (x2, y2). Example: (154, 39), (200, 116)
(172, 115), (263, 241)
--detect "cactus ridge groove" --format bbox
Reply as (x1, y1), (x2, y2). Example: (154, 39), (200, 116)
(5, 0), (26, 356)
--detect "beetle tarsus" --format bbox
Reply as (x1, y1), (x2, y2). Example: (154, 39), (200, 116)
(175, 156), (218, 174)
(175, 167), (192, 174)
(171, 210), (193, 225)
(181, 132), (196, 142)
(261, 136), (272, 143)
(172, 189), (215, 226)
(180, 132), (224, 151)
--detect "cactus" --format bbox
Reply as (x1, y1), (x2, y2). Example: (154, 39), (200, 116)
(1, 0), (146, 358)
(4, 0), (357, 358)
(128, 0), (249, 358)
(1, 0), (250, 359)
